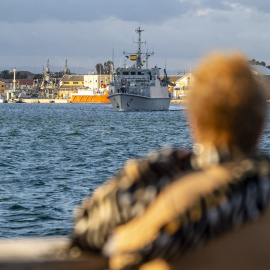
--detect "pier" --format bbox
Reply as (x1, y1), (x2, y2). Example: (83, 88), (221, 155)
(20, 99), (69, 104)
(5, 99), (270, 105)
(19, 99), (185, 104)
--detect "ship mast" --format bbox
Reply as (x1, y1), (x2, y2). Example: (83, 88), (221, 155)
(123, 27), (153, 69)
(135, 27), (144, 69)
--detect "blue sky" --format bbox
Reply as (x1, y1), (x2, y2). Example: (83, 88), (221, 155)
(1, 0), (270, 74)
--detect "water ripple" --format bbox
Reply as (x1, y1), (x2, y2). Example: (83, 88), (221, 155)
(0, 103), (268, 238)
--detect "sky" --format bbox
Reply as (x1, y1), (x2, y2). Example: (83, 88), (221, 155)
(1, 0), (270, 74)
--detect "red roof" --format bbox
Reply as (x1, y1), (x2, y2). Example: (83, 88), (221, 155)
(4, 79), (34, 85)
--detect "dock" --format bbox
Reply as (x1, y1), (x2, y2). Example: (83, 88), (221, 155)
(21, 99), (69, 104)
(170, 99), (186, 105)
(19, 99), (186, 105)
(12, 99), (270, 105)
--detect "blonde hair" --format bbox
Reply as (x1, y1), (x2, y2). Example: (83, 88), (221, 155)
(188, 52), (266, 153)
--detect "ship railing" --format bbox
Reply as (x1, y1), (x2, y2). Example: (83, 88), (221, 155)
(113, 87), (150, 97)
(124, 89), (150, 97)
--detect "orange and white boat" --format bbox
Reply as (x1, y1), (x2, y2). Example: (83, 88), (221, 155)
(69, 88), (110, 103)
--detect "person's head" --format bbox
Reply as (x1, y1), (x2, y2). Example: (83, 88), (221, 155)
(188, 51), (267, 154)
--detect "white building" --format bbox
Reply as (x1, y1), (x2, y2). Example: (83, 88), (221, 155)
(84, 74), (111, 90)
(173, 73), (195, 100)
(84, 74), (99, 90)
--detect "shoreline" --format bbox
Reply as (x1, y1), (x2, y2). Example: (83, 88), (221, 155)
(19, 99), (188, 104)
(20, 99), (68, 104)
(10, 99), (270, 104)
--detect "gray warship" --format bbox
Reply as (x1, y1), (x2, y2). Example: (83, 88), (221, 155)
(108, 27), (171, 111)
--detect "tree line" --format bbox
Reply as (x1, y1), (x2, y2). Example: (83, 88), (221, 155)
(0, 70), (28, 79)
(248, 59), (270, 69)
(95, 60), (113, 75)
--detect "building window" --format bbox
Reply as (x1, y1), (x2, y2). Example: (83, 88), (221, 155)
(73, 82), (78, 84)
(64, 82), (70, 84)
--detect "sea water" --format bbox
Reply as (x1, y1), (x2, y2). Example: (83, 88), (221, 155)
(0, 103), (269, 239)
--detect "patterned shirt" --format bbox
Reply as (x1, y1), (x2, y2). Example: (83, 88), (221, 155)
(70, 146), (270, 270)
(71, 147), (192, 251)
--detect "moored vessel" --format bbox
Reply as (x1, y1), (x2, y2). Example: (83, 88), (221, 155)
(108, 27), (171, 111)
(69, 88), (110, 103)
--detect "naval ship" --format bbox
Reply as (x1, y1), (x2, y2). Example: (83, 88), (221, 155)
(108, 28), (171, 111)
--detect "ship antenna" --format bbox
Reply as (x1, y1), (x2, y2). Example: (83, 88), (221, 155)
(164, 52), (167, 71)
(135, 27), (145, 69)
(112, 41), (115, 72)
(146, 38), (149, 69)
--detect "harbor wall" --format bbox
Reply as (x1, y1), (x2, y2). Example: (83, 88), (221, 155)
(21, 99), (185, 104)
(18, 99), (270, 105)
(170, 99), (186, 105)
(22, 99), (68, 104)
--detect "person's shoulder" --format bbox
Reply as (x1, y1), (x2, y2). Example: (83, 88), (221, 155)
(116, 147), (193, 190)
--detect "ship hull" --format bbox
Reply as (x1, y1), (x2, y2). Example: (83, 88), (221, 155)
(108, 93), (171, 111)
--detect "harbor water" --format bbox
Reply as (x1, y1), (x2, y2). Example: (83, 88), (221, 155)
(0, 103), (269, 239)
